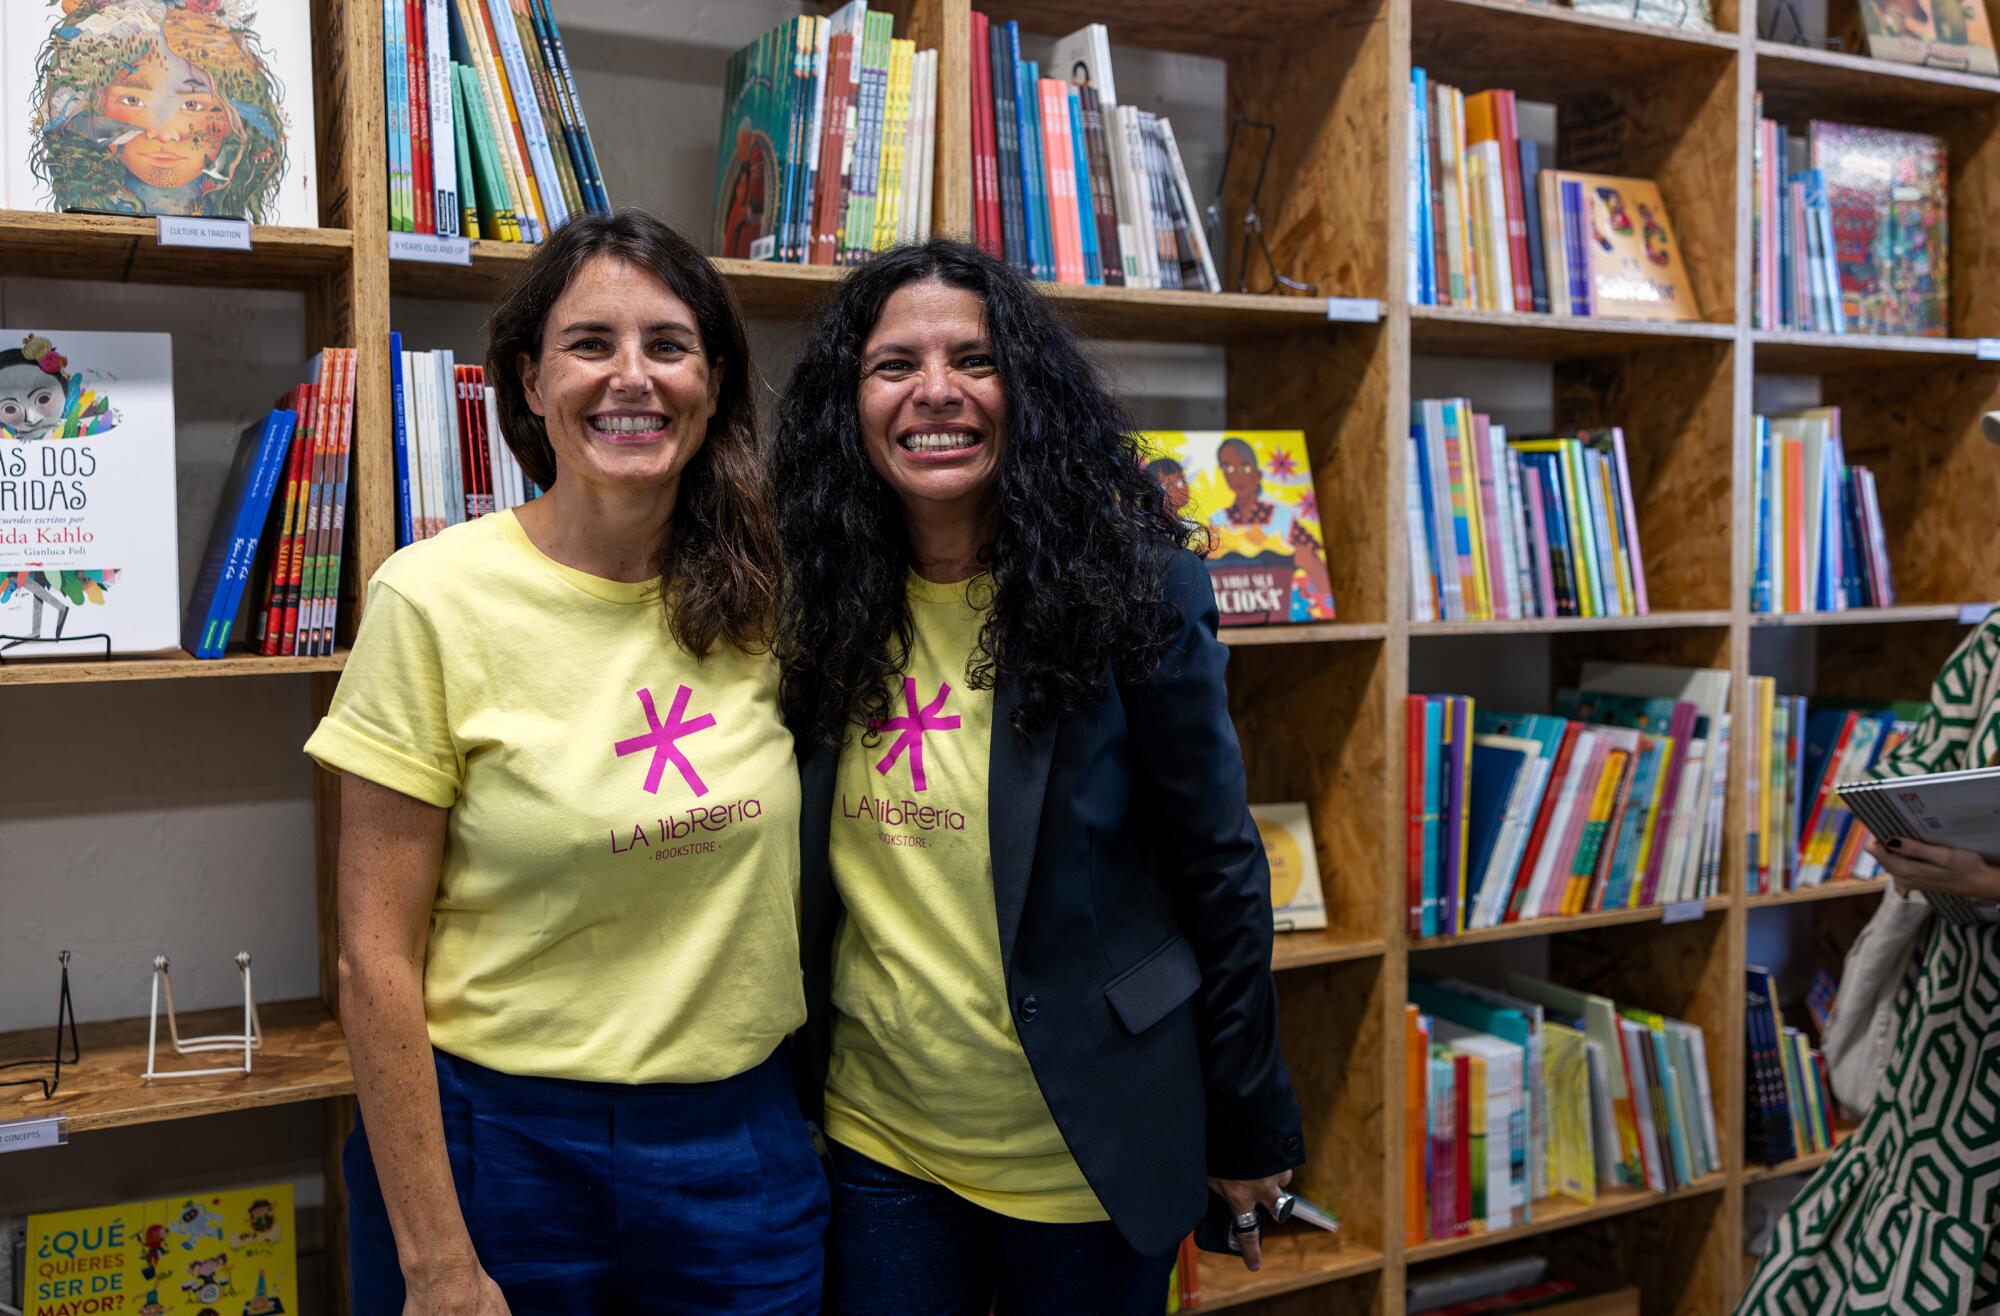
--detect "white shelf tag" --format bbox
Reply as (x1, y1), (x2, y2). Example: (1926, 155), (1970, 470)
(156, 215), (251, 251)
(1960, 604), (1991, 625)
(1977, 338), (2000, 361)
(1324, 297), (1383, 323)
(1662, 899), (1706, 925)
(389, 232), (472, 266)
(0, 1114), (68, 1154)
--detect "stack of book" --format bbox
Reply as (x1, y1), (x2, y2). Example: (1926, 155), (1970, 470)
(1752, 116), (1948, 337)
(1750, 407), (1895, 615)
(1404, 976), (1719, 1246)
(1746, 967), (1839, 1166)
(1408, 665), (1732, 939)
(1409, 1258), (1637, 1316)
(710, 6), (937, 266)
(968, 19), (1217, 291)
(384, 0), (611, 242)
(183, 349), (359, 660)
(1408, 74), (1699, 322)
(1743, 681), (1922, 895)
(391, 334), (540, 549)
(1408, 401), (1649, 623)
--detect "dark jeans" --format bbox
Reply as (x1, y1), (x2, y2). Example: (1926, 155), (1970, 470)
(345, 1047), (827, 1314)
(824, 1141), (1177, 1316)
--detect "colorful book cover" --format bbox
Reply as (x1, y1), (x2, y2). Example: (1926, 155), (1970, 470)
(713, 24), (792, 260)
(1844, 0), (1999, 75)
(1810, 121), (1948, 337)
(1546, 171), (1701, 321)
(1140, 431), (1337, 626)
(24, 1183), (297, 1316)
(1251, 801), (1328, 932)
(1, 328), (177, 657)
(3, 0), (319, 224)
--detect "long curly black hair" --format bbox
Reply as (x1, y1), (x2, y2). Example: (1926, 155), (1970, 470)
(775, 239), (1195, 746)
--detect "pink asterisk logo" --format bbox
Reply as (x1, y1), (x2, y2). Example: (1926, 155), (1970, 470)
(873, 678), (960, 792)
(614, 684), (716, 796)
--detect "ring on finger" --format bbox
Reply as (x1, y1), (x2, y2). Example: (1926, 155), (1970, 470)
(1232, 1210), (1260, 1234)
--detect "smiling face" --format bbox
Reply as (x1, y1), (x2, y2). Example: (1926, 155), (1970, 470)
(0, 361), (65, 441)
(857, 279), (1009, 522)
(101, 48), (231, 191)
(519, 254), (720, 499)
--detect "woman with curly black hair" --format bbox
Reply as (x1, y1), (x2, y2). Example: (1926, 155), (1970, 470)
(775, 239), (1305, 1313)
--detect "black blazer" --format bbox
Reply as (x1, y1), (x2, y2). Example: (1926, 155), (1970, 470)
(796, 548), (1305, 1257)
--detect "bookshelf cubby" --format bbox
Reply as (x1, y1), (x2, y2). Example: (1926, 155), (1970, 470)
(5, 0), (1998, 1311)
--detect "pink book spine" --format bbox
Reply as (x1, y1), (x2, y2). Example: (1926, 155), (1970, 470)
(1606, 429), (1649, 614)
(1541, 738), (1606, 917)
(1636, 702), (1696, 906)
(1470, 414), (1512, 619)
(1038, 78), (1084, 285)
(1522, 459), (1557, 618)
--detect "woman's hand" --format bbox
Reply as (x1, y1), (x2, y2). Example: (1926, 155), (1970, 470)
(403, 1262), (511, 1316)
(1208, 1170), (1293, 1272)
(1864, 835), (2000, 902)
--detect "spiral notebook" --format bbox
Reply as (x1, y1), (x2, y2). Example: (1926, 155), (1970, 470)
(1838, 767), (2000, 927)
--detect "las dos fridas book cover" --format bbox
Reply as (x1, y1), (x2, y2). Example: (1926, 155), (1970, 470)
(0, 328), (179, 658)
(1141, 430), (1338, 627)
(24, 1183), (296, 1316)
(2, 0), (319, 226)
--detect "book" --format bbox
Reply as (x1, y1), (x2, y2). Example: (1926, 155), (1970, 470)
(1251, 802), (1328, 932)
(1840, 765), (2000, 925)
(3, 0), (319, 225)
(25, 1182), (298, 1316)
(1140, 431), (1337, 626)
(1810, 121), (1949, 337)
(1839, 0), (1999, 75)
(1546, 172), (1701, 321)
(0, 329), (178, 658)
(182, 409), (298, 661)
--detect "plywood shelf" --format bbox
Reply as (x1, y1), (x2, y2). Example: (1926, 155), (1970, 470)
(1225, 622), (1389, 646)
(1273, 930), (1388, 971)
(1411, 612), (1734, 637)
(1750, 604), (1984, 628)
(0, 649), (347, 687)
(1410, 305), (1737, 359)
(1406, 1175), (1728, 1264)
(1751, 327), (1989, 372)
(0, 998), (351, 1135)
(1754, 39), (2000, 117)
(1195, 1233), (1385, 1310)
(955, 0), (1361, 55)
(1414, 0), (1737, 101)
(0, 211), (351, 289)
(1411, 897), (1729, 950)
(1746, 879), (1889, 908)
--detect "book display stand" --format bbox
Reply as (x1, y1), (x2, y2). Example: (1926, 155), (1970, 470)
(2, 0), (1997, 1311)
(142, 954), (264, 1084)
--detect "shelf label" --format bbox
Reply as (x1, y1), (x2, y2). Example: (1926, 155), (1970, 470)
(1662, 899), (1706, 925)
(1961, 604), (1992, 625)
(156, 215), (251, 251)
(0, 1115), (68, 1154)
(1324, 297), (1382, 324)
(389, 232), (471, 266)
(1978, 338), (2000, 361)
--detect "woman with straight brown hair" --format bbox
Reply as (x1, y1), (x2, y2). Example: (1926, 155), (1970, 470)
(306, 211), (825, 1315)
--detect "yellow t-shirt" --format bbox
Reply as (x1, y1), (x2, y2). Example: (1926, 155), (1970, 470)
(304, 510), (803, 1084)
(823, 573), (1105, 1222)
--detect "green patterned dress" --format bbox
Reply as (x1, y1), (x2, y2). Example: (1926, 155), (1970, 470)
(1738, 611), (2000, 1316)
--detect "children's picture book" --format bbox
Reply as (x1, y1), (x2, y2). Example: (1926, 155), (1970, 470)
(1548, 172), (1701, 322)
(1251, 801), (1328, 931)
(711, 20), (795, 260)
(23, 1183), (296, 1316)
(3, 0), (319, 226)
(1840, 0), (2000, 75)
(1140, 430), (1337, 626)
(0, 328), (178, 658)
(1810, 121), (1949, 337)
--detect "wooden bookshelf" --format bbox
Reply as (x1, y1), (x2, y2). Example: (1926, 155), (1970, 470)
(1744, 1121), (1856, 1183)
(1746, 878), (1889, 908)
(11, 0), (2000, 1312)
(1410, 897), (1730, 951)
(1749, 604), (1985, 627)
(0, 998), (352, 1135)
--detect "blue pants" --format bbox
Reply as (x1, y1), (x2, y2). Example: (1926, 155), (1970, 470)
(823, 1142), (1176, 1316)
(345, 1047), (827, 1314)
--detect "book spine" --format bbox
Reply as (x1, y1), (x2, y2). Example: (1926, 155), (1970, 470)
(1038, 79), (1083, 284)
(1066, 90), (1101, 285)
(1078, 86), (1124, 286)
(1157, 117), (1219, 292)
(989, 24), (1026, 275)
(385, 0), (410, 230)
(1518, 137), (1548, 314)
(390, 335), (413, 547)
(256, 388), (309, 653)
(407, 0), (434, 232)
(473, 0), (545, 239)
(534, 0), (608, 212)
(1496, 91), (1532, 313)
(968, 13), (999, 258)
(428, 0), (459, 237)
(485, 0), (566, 232)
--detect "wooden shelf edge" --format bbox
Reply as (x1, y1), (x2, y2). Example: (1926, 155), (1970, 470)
(1273, 933), (1388, 971)
(0, 649), (348, 687)
(1194, 1237), (1386, 1311)
(1423, 0), (1741, 53)
(1746, 1123), (1855, 1183)
(1746, 879), (1888, 908)
(1412, 897), (1728, 949)
(1411, 611), (1733, 636)
(1753, 38), (2000, 100)
(1405, 1175), (1728, 1264)
(1225, 622), (1388, 646)
(0, 998), (351, 1135)
(1751, 604), (1985, 628)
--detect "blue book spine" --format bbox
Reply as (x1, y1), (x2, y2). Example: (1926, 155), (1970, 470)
(1561, 181), (1592, 315)
(1005, 24), (1042, 280)
(1015, 56), (1053, 282)
(1067, 89), (1102, 287)
(1751, 417), (1771, 613)
(989, 21), (1027, 276)
(189, 411), (295, 658)
(208, 410), (299, 657)
(1411, 418), (1444, 620)
(1412, 68), (1432, 305)
(390, 332), (413, 548)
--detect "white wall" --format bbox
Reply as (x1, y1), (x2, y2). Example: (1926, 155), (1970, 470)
(0, 5), (1230, 1305)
